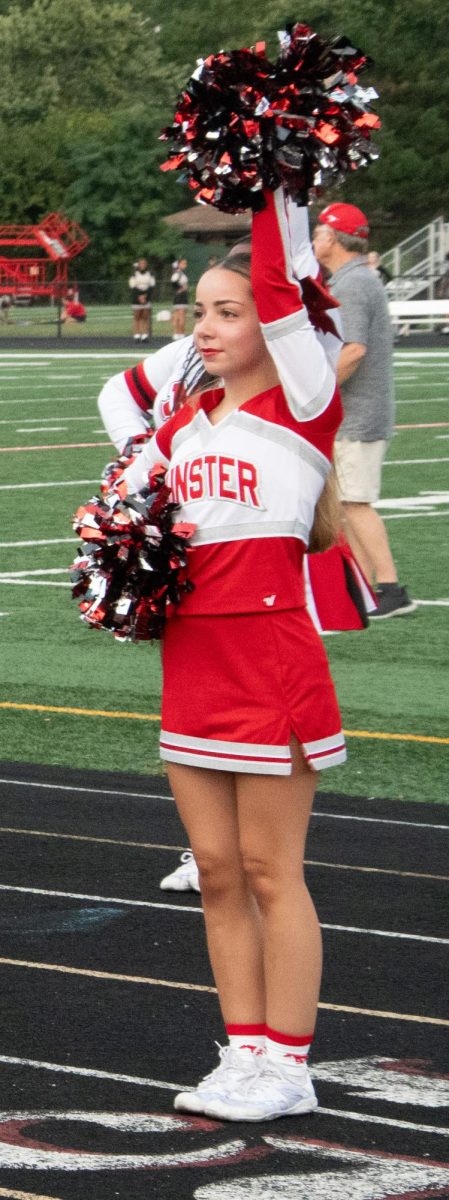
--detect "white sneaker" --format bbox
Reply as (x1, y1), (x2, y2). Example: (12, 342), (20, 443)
(205, 1059), (318, 1121)
(159, 850), (200, 893)
(174, 1045), (263, 1115)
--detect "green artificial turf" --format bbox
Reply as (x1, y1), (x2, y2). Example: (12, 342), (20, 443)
(1, 349), (448, 803)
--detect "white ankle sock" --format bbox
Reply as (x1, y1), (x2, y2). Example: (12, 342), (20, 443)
(265, 1026), (313, 1079)
(226, 1022), (266, 1056)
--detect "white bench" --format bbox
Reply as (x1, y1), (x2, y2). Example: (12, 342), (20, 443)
(388, 299), (449, 331)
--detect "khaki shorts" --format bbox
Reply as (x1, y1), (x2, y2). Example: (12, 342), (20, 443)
(333, 438), (388, 503)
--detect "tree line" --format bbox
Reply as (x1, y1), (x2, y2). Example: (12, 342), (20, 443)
(0, 0), (447, 284)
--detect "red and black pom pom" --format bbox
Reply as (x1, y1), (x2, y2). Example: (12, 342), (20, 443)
(70, 442), (196, 643)
(160, 22), (380, 211)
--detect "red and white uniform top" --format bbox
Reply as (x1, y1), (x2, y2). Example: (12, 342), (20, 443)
(122, 189), (342, 617)
(97, 193), (343, 453)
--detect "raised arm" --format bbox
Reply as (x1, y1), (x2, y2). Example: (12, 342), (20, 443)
(251, 188), (337, 420)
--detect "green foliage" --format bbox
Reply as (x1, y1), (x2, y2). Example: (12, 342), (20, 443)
(0, 0), (447, 272)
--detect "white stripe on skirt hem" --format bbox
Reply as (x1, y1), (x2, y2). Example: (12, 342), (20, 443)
(160, 746), (293, 774)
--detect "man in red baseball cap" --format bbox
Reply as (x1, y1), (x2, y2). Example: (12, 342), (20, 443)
(312, 203), (416, 619)
(318, 203), (370, 240)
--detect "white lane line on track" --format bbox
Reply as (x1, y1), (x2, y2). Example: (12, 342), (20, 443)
(0, 777), (447, 830)
(316, 1107), (449, 1137)
(0, 1053), (181, 1092)
(0, 826), (445, 883)
(0, 1055), (448, 1134)
(0, 882), (446, 945)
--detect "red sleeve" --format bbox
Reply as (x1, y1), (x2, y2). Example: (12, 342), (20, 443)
(251, 189), (304, 325)
(124, 362), (157, 413)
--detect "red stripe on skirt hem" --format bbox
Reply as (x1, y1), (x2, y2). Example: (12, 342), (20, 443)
(160, 742), (291, 765)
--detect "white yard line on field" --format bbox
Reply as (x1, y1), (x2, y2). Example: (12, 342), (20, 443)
(0, 580), (70, 588)
(0, 480), (98, 490)
(0, 569), (68, 578)
(0, 441), (110, 452)
(383, 457), (449, 465)
(0, 400), (96, 410)
(415, 598), (449, 606)
(0, 352), (143, 360)
(0, 416), (98, 425)
(0, 538), (77, 547)
(394, 351), (449, 358)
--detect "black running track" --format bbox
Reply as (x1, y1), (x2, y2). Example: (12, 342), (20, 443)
(0, 759), (447, 1200)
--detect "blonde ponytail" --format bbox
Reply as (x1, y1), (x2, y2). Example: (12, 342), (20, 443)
(308, 466), (342, 554)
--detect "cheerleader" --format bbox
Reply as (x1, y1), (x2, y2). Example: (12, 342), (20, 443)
(170, 257), (189, 339)
(117, 187), (349, 1122)
(98, 212), (373, 906)
(129, 257), (156, 342)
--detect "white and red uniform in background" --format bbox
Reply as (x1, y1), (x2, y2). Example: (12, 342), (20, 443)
(116, 189), (359, 775)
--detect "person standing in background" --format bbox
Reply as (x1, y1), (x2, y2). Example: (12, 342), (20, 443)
(171, 257), (189, 339)
(313, 202), (416, 619)
(367, 251), (392, 287)
(129, 258), (156, 342)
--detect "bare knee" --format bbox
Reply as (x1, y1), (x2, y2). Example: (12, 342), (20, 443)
(195, 849), (245, 903)
(241, 852), (303, 911)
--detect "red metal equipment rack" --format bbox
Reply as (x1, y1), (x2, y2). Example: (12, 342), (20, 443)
(0, 213), (89, 302)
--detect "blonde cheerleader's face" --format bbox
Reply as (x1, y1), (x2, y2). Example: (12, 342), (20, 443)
(193, 267), (269, 382)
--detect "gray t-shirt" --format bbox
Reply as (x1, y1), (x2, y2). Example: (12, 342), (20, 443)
(329, 256), (394, 441)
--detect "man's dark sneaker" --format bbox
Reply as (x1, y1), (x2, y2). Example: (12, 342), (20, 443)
(371, 583), (417, 619)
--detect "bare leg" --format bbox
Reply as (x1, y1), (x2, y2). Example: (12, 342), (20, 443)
(172, 307), (186, 337)
(167, 763), (265, 1024)
(342, 501), (398, 585)
(237, 739), (320, 1035)
(137, 306), (150, 338)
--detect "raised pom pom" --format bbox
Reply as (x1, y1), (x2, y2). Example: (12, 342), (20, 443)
(160, 22), (380, 211)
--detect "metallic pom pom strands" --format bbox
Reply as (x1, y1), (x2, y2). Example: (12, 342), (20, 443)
(160, 22), (380, 211)
(70, 438), (196, 643)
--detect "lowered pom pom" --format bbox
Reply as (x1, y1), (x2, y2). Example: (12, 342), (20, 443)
(160, 22), (380, 211)
(70, 452), (196, 643)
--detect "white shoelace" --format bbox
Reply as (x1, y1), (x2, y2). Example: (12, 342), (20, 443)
(199, 1044), (263, 1092)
